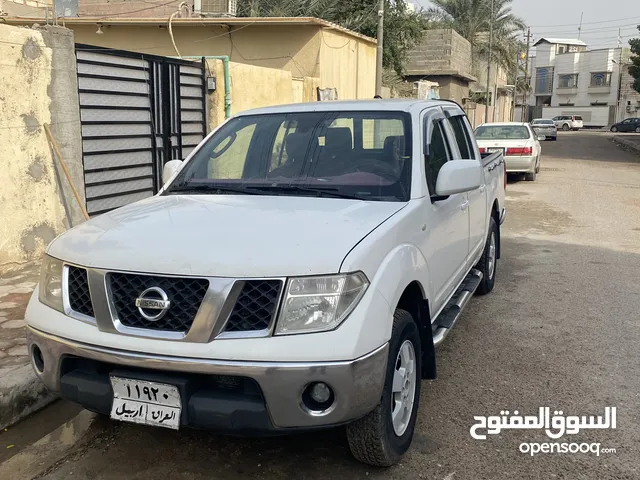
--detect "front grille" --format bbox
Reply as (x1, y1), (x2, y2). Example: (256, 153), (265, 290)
(108, 273), (209, 333)
(68, 267), (94, 317)
(223, 280), (283, 333)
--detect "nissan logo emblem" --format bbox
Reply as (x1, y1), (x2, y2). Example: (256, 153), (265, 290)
(135, 287), (171, 321)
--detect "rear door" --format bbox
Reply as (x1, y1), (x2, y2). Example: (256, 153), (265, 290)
(419, 108), (470, 314)
(444, 110), (487, 263)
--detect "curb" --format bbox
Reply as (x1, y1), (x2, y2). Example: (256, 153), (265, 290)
(0, 364), (57, 430)
(611, 135), (640, 155)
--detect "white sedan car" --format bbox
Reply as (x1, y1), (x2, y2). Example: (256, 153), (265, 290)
(474, 122), (543, 181)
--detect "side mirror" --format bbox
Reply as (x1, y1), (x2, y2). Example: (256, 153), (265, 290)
(537, 135), (546, 141)
(435, 160), (483, 197)
(162, 159), (183, 186)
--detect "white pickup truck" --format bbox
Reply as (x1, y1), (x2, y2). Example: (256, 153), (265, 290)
(26, 100), (505, 466)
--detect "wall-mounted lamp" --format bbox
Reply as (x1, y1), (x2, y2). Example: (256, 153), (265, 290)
(207, 76), (216, 92)
(96, 23), (104, 35)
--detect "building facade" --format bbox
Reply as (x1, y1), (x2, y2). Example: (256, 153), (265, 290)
(519, 37), (640, 127)
(405, 29), (477, 105)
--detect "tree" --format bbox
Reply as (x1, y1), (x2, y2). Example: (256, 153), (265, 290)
(237, 0), (429, 76)
(426, 0), (526, 74)
(630, 26), (640, 94)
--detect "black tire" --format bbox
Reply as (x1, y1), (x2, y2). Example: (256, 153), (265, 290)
(346, 309), (422, 467)
(535, 156), (541, 173)
(562, 123), (570, 131)
(635, 127), (640, 133)
(525, 169), (537, 181)
(552, 136), (557, 141)
(476, 217), (498, 295)
(611, 126), (618, 132)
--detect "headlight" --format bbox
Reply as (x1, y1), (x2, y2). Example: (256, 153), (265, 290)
(275, 272), (369, 335)
(38, 254), (64, 313)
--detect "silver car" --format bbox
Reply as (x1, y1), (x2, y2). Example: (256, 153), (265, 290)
(531, 118), (558, 141)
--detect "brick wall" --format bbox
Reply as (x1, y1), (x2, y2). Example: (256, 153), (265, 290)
(405, 29), (472, 77)
(78, 0), (194, 17)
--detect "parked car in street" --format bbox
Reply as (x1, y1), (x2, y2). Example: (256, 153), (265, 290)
(475, 122), (544, 181)
(553, 115), (583, 131)
(25, 99), (506, 467)
(531, 118), (558, 141)
(610, 118), (640, 133)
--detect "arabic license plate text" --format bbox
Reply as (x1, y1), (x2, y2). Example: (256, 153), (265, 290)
(110, 377), (181, 430)
(487, 148), (503, 153)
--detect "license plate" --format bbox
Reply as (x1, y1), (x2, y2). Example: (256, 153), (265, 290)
(487, 147), (503, 153)
(110, 377), (181, 430)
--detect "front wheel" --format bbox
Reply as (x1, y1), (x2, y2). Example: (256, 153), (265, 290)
(476, 216), (498, 295)
(346, 309), (422, 467)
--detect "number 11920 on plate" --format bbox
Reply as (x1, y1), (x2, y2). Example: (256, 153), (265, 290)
(110, 377), (181, 430)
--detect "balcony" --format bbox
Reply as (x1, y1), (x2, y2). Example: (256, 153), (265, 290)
(588, 85), (611, 94)
(556, 87), (579, 95)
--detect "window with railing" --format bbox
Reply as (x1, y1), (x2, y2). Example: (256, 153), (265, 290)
(558, 74), (579, 88)
(590, 72), (612, 87)
(535, 67), (554, 94)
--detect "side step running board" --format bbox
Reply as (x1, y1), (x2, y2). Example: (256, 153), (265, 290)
(433, 269), (483, 348)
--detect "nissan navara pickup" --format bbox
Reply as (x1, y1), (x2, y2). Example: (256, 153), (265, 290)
(26, 100), (506, 467)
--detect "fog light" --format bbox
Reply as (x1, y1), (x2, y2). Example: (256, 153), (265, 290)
(302, 382), (335, 413)
(310, 382), (331, 403)
(32, 345), (45, 373)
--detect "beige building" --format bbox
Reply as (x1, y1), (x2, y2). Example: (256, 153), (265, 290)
(7, 16), (377, 125)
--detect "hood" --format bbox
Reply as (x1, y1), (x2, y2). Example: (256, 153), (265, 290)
(48, 195), (405, 277)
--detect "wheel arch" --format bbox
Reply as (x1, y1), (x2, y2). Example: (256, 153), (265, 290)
(396, 281), (436, 380)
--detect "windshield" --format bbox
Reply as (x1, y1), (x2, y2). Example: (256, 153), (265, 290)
(166, 111), (412, 202)
(475, 125), (531, 140)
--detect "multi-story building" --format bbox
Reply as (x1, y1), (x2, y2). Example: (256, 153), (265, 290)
(518, 37), (640, 127)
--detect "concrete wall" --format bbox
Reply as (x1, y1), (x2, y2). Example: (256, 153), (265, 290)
(405, 75), (469, 104)
(79, 0), (193, 17)
(70, 23), (322, 80)
(619, 66), (640, 122)
(317, 29), (375, 99)
(0, 24), (84, 268)
(405, 29), (473, 78)
(0, 0), (50, 17)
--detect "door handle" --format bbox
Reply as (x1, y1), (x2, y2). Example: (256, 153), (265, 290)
(479, 184), (486, 192)
(460, 200), (469, 211)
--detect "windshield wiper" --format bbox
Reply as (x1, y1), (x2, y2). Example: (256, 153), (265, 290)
(168, 184), (265, 196)
(252, 185), (368, 201)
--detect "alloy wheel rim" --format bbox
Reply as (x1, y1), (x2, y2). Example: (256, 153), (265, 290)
(391, 340), (417, 437)
(488, 232), (496, 280)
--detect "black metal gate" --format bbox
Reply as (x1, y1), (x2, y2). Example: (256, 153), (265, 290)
(76, 45), (207, 217)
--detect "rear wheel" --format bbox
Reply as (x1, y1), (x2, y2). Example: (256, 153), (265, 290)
(346, 309), (422, 467)
(476, 217), (498, 295)
(536, 156), (541, 173)
(635, 127), (640, 133)
(611, 126), (618, 132)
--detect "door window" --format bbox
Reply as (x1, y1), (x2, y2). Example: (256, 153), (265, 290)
(425, 121), (451, 195)
(447, 115), (473, 159)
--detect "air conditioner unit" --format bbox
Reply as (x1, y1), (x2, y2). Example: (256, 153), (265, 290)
(194, 0), (237, 16)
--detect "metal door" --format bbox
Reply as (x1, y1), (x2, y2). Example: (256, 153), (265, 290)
(76, 45), (206, 216)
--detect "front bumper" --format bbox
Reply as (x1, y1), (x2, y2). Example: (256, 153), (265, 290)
(27, 327), (388, 432)
(505, 155), (536, 173)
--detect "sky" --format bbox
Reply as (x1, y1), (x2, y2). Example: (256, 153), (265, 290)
(414, 0), (640, 51)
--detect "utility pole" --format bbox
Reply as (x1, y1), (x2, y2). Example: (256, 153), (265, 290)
(521, 27), (532, 122)
(577, 12), (584, 40)
(375, 0), (385, 97)
(484, 0), (494, 123)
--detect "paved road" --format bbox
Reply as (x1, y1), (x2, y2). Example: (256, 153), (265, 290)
(12, 132), (640, 479)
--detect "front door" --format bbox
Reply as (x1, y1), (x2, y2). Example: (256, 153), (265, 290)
(419, 109), (470, 315)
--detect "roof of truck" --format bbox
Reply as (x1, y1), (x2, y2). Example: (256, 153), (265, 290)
(237, 99), (463, 116)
